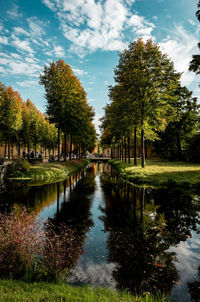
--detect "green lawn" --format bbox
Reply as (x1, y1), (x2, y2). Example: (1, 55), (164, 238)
(109, 159), (200, 187)
(0, 280), (166, 302)
(7, 159), (90, 185)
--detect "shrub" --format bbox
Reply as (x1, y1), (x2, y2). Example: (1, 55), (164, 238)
(0, 207), (83, 281)
(0, 206), (43, 279)
(6, 158), (30, 177)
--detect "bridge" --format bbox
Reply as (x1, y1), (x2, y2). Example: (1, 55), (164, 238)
(90, 158), (110, 162)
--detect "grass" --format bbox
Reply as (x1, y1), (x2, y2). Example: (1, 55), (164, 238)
(0, 280), (166, 302)
(109, 158), (200, 187)
(7, 159), (90, 185)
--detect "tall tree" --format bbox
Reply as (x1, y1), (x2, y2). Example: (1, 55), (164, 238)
(189, 1), (200, 80)
(106, 39), (180, 167)
(40, 59), (96, 161)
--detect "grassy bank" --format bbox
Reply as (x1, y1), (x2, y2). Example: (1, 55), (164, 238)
(6, 159), (90, 185)
(109, 159), (200, 187)
(0, 280), (166, 302)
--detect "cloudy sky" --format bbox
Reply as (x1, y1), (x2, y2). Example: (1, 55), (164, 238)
(0, 0), (199, 132)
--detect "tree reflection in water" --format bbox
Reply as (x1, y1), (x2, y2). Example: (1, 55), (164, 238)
(45, 166), (96, 275)
(100, 173), (200, 297)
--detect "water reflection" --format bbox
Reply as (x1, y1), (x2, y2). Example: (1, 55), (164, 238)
(1, 163), (200, 301)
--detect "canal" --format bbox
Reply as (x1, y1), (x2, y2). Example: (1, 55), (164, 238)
(1, 162), (200, 302)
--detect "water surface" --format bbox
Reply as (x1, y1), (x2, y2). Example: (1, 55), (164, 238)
(1, 162), (200, 301)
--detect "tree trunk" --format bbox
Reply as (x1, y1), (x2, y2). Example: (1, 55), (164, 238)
(141, 128), (145, 168)
(11, 143), (14, 159)
(4, 142), (7, 158)
(125, 137), (127, 162)
(34, 136), (37, 157)
(45, 148), (46, 158)
(64, 133), (67, 162)
(122, 138), (124, 161)
(57, 126), (60, 161)
(69, 134), (72, 160)
(27, 141), (30, 154)
(8, 139), (10, 159)
(145, 139), (148, 159)
(134, 127), (137, 166)
(111, 147), (113, 159)
(128, 135), (130, 163)
(76, 143), (78, 159)
(177, 131), (182, 161)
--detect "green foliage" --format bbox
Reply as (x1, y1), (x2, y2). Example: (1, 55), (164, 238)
(101, 38), (181, 167)
(39, 59), (96, 158)
(6, 158), (30, 177)
(153, 85), (200, 161)
(189, 1), (200, 82)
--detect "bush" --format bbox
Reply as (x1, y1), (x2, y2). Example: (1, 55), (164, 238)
(0, 207), (83, 281)
(6, 158), (30, 177)
(0, 207), (43, 279)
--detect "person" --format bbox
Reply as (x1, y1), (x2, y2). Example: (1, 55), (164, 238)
(35, 151), (38, 158)
(39, 151), (42, 159)
(22, 150), (26, 158)
(31, 150), (34, 158)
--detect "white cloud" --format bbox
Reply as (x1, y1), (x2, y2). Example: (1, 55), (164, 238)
(93, 113), (103, 135)
(72, 67), (87, 76)
(45, 45), (65, 57)
(27, 17), (46, 37)
(13, 27), (30, 36)
(6, 4), (22, 19)
(188, 19), (196, 26)
(8, 61), (41, 77)
(0, 36), (8, 45)
(0, 51), (41, 78)
(159, 26), (198, 86)
(54, 45), (65, 57)
(42, 0), (56, 12)
(43, 0), (156, 55)
(12, 37), (34, 55)
(16, 80), (39, 88)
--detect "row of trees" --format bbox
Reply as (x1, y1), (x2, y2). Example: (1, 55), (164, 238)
(0, 83), (58, 159)
(0, 60), (97, 160)
(100, 39), (199, 167)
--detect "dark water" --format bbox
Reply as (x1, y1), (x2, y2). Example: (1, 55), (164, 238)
(1, 162), (200, 301)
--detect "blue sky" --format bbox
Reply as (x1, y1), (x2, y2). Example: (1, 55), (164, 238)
(0, 0), (199, 133)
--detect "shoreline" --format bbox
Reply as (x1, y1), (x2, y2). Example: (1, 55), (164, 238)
(5, 159), (90, 186)
(108, 159), (200, 188)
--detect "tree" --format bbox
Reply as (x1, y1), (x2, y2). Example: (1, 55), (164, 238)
(153, 85), (199, 160)
(103, 39), (180, 167)
(189, 1), (200, 81)
(0, 84), (22, 158)
(40, 59), (96, 161)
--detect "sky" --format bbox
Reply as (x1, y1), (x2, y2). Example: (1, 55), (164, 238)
(0, 0), (199, 133)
